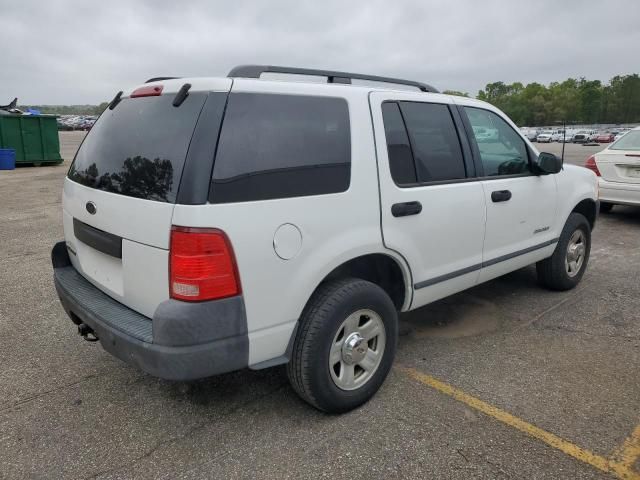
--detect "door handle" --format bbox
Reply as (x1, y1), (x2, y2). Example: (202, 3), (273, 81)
(491, 190), (512, 202)
(391, 201), (422, 217)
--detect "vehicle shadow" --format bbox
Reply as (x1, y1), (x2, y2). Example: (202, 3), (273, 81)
(601, 205), (640, 226)
(160, 266), (543, 411)
(399, 266), (539, 339)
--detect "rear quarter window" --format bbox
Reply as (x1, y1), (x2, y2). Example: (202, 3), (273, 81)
(209, 93), (351, 203)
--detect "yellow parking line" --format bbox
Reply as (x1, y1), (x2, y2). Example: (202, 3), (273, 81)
(612, 425), (640, 471)
(401, 367), (639, 480)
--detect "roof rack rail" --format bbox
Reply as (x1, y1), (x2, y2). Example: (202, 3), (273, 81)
(145, 77), (180, 83)
(227, 65), (439, 93)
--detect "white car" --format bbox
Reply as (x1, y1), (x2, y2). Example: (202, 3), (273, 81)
(51, 65), (599, 413)
(551, 130), (572, 142)
(573, 131), (592, 143)
(520, 128), (538, 142)
(586, 126), (640, 212)
(537, 131), (554, 143)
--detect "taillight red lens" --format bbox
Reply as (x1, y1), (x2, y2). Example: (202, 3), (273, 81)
(131, 85), (163, 98)
(584, 155), (601, 176)
(170, 227), (240, 302)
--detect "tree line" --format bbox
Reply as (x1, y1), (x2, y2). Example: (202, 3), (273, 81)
(18, 73), (640, 126)
(472, 74), (640, 127)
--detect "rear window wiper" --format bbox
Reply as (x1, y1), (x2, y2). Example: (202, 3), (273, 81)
(108, 91), (123, 110)
(173, 83), (191, 107)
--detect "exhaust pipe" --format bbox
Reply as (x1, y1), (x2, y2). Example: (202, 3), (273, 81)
(78, 323), (99, 342)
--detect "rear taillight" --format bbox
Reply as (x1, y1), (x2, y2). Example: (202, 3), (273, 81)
(131, 84), (163, 98)
(169, 226), (241, 302)
(584, 155), (601, 176)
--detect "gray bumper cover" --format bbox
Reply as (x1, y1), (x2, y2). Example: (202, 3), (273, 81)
(52, 242), (248, 380)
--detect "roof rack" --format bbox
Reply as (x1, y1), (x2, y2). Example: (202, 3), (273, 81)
(227, 65), (439, 93)
(145, 77), (181, 83)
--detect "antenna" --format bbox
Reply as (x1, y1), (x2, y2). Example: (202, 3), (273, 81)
(555, 118), (567, 164)
(561, 119), (566, 164)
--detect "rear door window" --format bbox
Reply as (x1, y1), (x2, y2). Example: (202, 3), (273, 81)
(381, 102), (417, 185)
(397, 102), (467, 183)
(68, 93), (208, 203)
(210, 93), (351, 203)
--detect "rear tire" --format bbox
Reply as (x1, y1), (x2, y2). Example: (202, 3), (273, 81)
(287, 278), (398, 413)
(599, 202), (614, 213)
(537, 213), (591, 291)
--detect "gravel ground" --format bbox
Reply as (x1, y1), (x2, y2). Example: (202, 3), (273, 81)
(0, 133), (638, 479)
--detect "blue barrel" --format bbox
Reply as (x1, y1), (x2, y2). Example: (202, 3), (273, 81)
(0, 148), (16, 170)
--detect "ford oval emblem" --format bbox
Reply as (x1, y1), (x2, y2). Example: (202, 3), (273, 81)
(86, 201), (97, 215)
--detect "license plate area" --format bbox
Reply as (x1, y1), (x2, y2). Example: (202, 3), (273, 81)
(626, 167), (640, 179)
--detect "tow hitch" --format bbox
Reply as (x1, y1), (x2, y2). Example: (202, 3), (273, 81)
(78, 323), (99, 342)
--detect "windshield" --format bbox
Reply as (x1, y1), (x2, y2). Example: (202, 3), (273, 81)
(610, 130), (640, 151)
(68, 93), (207, 203)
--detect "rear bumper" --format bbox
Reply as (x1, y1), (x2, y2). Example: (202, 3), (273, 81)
(51, 242), (249, 380)
(599, 179), (640, 206)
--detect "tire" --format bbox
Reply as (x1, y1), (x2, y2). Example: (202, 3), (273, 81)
(599, 202), (614, 213)
(536, 213), (591, 291)
(287, 278), (398, 413)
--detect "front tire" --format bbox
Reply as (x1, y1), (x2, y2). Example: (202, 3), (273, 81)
(536, 213), (591, 291)
(287, 278), (398, 413)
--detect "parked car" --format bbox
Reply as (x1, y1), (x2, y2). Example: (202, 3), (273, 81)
(585, 126), (640, 213)
(537, 131), (554, 143)
(520, 128), (538, 142)
(57, 115), (97, 131)
(596, 132), (615, 143)
(551, 130), (572, 142)
(51, 66), (598, 413)
(573, 131), (592, 143)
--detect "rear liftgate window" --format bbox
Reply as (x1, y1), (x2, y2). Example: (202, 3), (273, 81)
(68, 93), (208, 203)
(209, 93), (351, 203)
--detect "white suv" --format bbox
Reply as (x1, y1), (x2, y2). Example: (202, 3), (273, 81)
(52, 66), (599, 413)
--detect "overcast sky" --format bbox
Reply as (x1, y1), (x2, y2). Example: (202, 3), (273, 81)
(1, 0), (638, 105)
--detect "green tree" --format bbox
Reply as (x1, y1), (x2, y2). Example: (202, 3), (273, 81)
(476, 73), (640, 126)
(93, 102), (110, 115)
(578, 79), (602, 123)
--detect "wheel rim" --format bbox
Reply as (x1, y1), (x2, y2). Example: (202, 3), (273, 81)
(329, 309), (386, 391)
(565, 230), (586, 277)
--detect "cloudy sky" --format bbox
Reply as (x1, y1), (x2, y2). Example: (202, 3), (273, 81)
(1, 0), (638, 105)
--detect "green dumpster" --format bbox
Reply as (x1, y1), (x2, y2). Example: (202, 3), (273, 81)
(0, 115), (63, 165)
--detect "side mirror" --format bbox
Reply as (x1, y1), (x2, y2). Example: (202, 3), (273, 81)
(535, 152), (563, 175)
